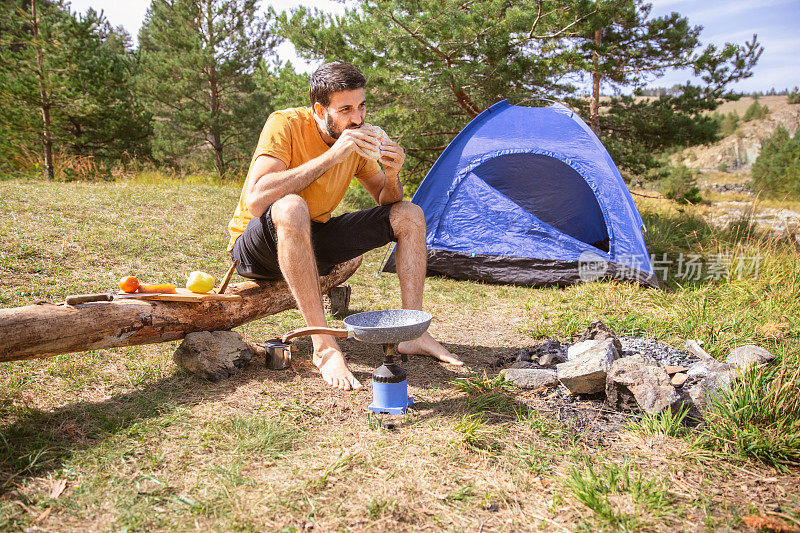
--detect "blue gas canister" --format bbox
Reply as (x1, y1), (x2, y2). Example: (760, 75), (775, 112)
(368, 345), (413, 414)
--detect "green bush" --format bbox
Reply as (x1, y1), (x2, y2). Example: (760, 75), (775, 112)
(659, 164), (703, 204)
(750, 126), (800, 199)
(788, 87), (800, 104)
(718, 111), (740, 136)
(742, 101), (770, 121)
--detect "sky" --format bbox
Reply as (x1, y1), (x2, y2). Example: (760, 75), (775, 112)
(65, 0), (800, 93)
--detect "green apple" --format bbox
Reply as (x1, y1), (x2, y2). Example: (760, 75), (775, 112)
(186, 270), (215, 293)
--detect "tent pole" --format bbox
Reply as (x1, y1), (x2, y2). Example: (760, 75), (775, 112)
(375, 243), (395, 278)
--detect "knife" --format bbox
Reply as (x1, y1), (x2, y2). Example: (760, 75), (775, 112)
(65, 290), (165, 306)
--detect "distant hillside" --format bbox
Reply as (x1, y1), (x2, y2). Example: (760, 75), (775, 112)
(676, 95), (800, 170)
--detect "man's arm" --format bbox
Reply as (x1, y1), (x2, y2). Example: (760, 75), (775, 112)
(245, 153), (328, 217)
(358, 138), (406, 205)
(245, 128), (380, 217)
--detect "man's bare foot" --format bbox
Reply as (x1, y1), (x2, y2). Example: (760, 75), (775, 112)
(313, 345), (363, 390)
(398, 332), (463, 366)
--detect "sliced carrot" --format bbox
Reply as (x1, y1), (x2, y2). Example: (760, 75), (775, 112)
(137, 283), (177, 294)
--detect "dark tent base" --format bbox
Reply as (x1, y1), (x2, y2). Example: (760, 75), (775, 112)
(384, 249), (659, 289)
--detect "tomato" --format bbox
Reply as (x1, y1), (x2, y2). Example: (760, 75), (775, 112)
(119, 275), (139, 293)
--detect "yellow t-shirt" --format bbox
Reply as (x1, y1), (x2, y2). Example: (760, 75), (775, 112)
(226, 107), (381, 251)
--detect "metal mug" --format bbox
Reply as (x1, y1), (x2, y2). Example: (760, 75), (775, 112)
(264, 339), (292, 370)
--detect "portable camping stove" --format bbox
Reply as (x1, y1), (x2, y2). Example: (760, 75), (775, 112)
(266, 309), (431, 415)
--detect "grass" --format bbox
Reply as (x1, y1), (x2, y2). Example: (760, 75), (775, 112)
(204, 414), (300, 456)
(565, 459), (675, 531)
(449, 371), (515, 395)
(453, 413), (496, 450)
(626, 406), (692, 438)
(695, 351), (800, 470)
(366, 497), (396, 519)
(0, 174), (799, 530)
(520, 445), (554, 476)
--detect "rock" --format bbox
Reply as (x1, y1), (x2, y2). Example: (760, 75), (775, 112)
(500, 368), (558, 389)
(683, 359), (736, 413)
(671, 373), (689, 387)
(174, 330), (253, 382)
(686, 360), (733, 380)
(509, 361), (538, 369)
(663, 365), (688, 375)
(490, 352), (516, 369)
(530, 340), (567, 366)
(576, 320), (623, 352)
(538, 350), (567, 367)
(676, 388), (704, 423)
(557, 339), (620, 395)
(726, 345), (775, 368)
(688, 371), (733, 411)
(683, 340), (716, 361)
(323, 284), (351, 317)
(606, 353), (683, 415)
(567, 339), (604, 360)
(516, 348), (533, 363)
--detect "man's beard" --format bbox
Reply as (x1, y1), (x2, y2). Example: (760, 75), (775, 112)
(325, 113), (361, 139)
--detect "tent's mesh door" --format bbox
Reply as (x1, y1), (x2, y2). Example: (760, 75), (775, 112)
(472, 153), (609, 251)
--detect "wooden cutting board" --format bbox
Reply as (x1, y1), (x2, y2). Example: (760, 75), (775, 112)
(117, 288), (242, 302)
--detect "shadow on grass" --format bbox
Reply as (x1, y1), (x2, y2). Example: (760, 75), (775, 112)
(0, 360), (302, 494)
(0, 339), (508, 492)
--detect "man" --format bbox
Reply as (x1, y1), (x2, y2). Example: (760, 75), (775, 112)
(227, 61), (462, 391)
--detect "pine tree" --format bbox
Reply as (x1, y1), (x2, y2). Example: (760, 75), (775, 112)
(718, 111), (740, 137)
(751, 126), (800, 199)
(60, 9), (152, 162)
(137, 0), (278, 176)
(563, 0), (762, 176)
(743, 100), (769, 121)
(280, 0), (585, 183)
(0, 1), (151, 177)
(254, 60), (310, 112)
(569, 0), (704, 132)
(0, 0), (72, 178)
(279, 0), (762, 182)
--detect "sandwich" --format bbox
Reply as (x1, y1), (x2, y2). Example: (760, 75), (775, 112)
(360, 123), (387, 161)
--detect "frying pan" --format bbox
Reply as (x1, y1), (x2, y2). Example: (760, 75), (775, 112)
(281, 309), (432, 345)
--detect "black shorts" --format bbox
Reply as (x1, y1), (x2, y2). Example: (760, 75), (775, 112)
(232, 203), (397, 280)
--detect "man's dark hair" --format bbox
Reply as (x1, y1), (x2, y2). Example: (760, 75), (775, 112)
(309, 61), (367, 108)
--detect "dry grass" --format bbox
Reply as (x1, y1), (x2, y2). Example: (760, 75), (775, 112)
(0, 176), (799, 530)
(713, 95), (790, 116)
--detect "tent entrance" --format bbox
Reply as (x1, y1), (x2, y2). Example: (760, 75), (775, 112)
(472, 153), (609, 252)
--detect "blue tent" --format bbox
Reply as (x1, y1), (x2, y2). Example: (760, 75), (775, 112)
(385, 99), (658, 288)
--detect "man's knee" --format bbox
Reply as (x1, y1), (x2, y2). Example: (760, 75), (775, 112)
(390, 201), (425, 236)
(271, 194), (311, 232)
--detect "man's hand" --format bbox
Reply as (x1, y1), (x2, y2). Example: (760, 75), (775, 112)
(378, 138), (405, 177)
(327, 128), (381, 164)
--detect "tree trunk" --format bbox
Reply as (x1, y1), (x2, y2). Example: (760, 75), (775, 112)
(0, 257), (361, 363)
(205, 0), (225, 176)
(32, 0), (54, 180)
(209, 73), (224, 176)
(590, 29), (602, 134)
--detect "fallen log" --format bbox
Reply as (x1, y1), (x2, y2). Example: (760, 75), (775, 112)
(0, 256), (361, 363)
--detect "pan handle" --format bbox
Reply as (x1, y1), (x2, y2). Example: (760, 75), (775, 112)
(281, 327), (352, 343)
